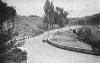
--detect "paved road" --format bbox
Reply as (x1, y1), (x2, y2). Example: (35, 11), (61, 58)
(23, 34), (100, 63)
(22, 26), (100, 63)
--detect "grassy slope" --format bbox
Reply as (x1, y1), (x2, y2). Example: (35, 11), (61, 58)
(14, 16), (44, 26)
(13, 16), (44, 37)
(52, 30), (92, 50)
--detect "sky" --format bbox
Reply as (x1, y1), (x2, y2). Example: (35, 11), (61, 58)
(2, 0), (100, 18)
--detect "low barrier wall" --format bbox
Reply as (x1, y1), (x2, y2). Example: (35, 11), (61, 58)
(14, 33), (43, 44)
(47, 37), (100, 56)
(15, 36), (33, 42)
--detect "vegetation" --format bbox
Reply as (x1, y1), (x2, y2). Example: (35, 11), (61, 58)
(0, 0), (16, 55)
(50, 30), (92, 51)
(68, 13), (100, 26)
(44, 0), (69, 30)
(86, 13), (100, 25)
(13, 23), (44, 38)
(0, 48), (27, 63)
(74, 26), (100, 53)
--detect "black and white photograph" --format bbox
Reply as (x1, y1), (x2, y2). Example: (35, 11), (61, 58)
(0, 0), (100, 63)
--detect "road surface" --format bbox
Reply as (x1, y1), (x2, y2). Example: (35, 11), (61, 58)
(23, 26), (100, 63)
(23, 34), (100, 63)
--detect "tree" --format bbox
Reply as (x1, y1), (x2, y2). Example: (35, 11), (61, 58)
(55, 7), (69, 27)
(44, 0), (55, 30)
(49, 1), (55, 29)
(44, 0), (51, 24)
(0, 0), (16, 54)
(0, 0), (16, 28)
(44, 0), (69, 29)
(75, 26), (100, 53)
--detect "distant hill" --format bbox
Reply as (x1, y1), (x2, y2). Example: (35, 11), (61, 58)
(68, 13), (100, 26)
(14, 15), (44, 26)
(85, 13), (100, 25)
(29, 15), (40, 17)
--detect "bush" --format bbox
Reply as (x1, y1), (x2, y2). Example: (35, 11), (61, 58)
(75, 26), (100, 52)
(0, 0), (16, 55)
(76, 27), (91, 42)
(0, 48), (27, 63)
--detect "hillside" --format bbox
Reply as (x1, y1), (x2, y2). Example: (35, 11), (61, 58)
(13, 15), (44, 38)
(14, 15), (44, 26)
(68, 13), (100, 26)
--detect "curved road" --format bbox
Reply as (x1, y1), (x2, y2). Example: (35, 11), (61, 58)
(23, 33), (100, 63)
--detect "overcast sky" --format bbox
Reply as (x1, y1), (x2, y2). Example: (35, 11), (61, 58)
(3, 0), (100, 17)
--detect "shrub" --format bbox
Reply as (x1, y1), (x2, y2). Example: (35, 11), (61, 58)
(0, 48), (27, 63)
(0, 0), (16, 55)
(76, 27), (91, 42)
(75, 26), (100, 53)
